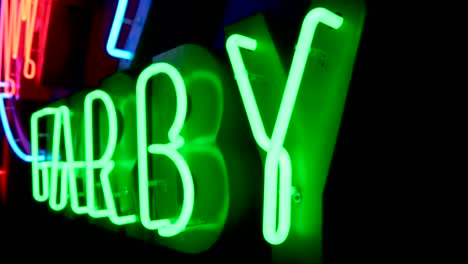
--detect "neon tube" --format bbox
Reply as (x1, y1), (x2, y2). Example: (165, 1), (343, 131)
(0, 93), (45, 162)
(59, 106), (88, 214)
(106, 0), (133, 60)
(36, 0), (53, 82)
(21, 0), (30, 21)
(31, 107), (60, 202)
(117, 0), (152, 69)
(85, 90), (133, 222)
(1, 0), (42, 93)
(0, 2), (3, 82)
(0, 141), (9, 204)
(0, 0), (50, 161)
(43, 108), (65, 210)
(226, 35), (292, 245)
(12, 104), (31, 153)
(1, 0), (16, 95)
(226, 7), (343, 245)
(11, 0), (21, 59)
(23, 0), (38, 79)
(137, 63), (195, 237)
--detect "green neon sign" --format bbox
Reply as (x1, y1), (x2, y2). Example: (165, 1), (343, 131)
(137, 44), (233, 253)
(226, 7), (344, 246)
(225, 3), (365, 263)
(32, 44), (238, 254)
(30, 5), (365, 261)
(136, 62), (195, 236)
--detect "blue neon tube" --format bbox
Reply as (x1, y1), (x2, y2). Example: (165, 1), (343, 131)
(106, 0), (133, 60)
(0, 93), (45, 162)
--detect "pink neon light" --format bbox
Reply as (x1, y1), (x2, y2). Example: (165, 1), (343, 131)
(1, 0), (49, 95)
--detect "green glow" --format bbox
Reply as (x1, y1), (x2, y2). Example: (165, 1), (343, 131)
(98, 73), (141, 237)
(136, 63), (194, 237)
(44, 106), (66, 211)
(31, 108), (61, 202)
(32, 106), (85, 212)
(84, 90), (136, 225)
(58, 106), (87, 214)
(226, 7), (343, 245)
(27, 3), (358, 252)
(144, 45), (231, 254)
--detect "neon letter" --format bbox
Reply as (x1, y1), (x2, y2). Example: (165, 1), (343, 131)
(136, 62), (195, 237)
(226, 7), (343, 245)
(84, 90), (136, 224)
(84, 91), (116, 220)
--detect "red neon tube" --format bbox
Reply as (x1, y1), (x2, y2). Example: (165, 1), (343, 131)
(23, 0), (38, 79)
(1, 136), (10, 204)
